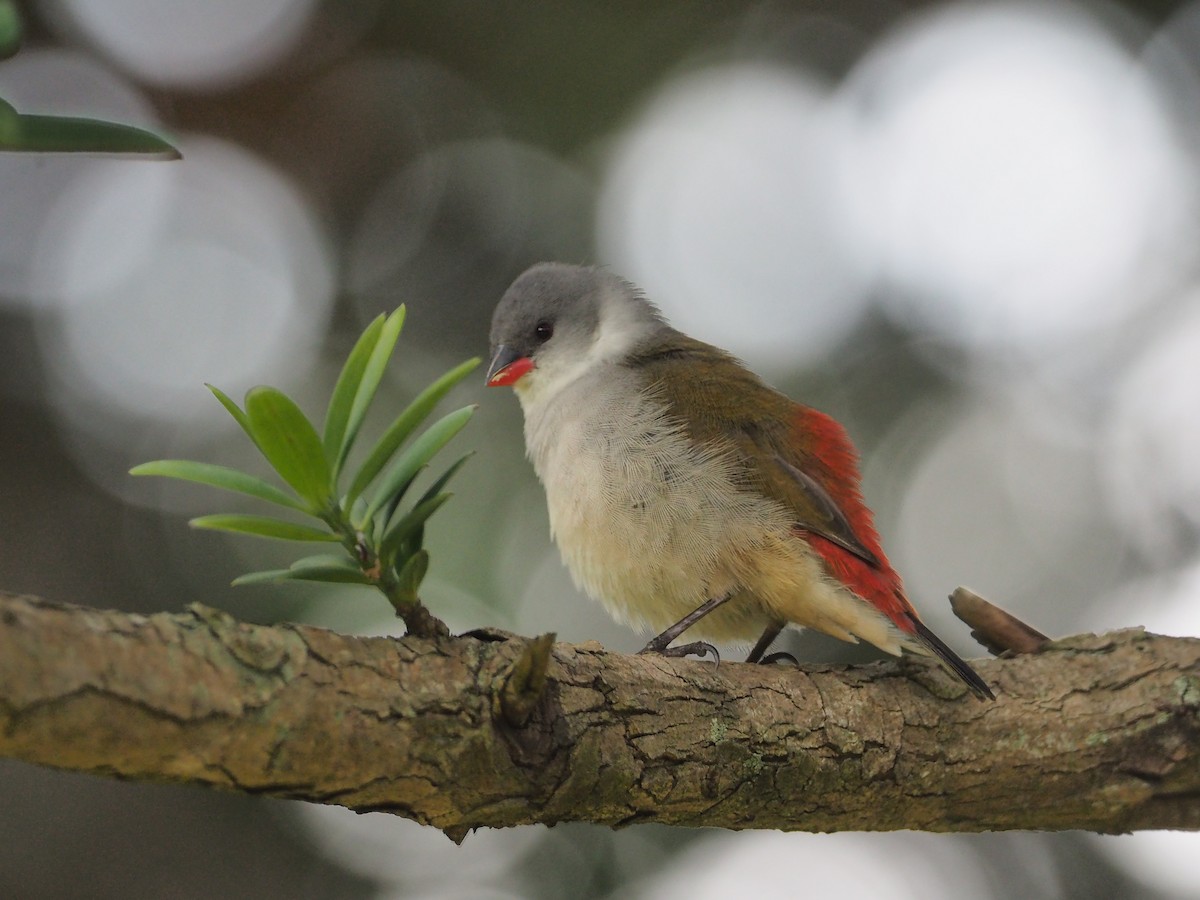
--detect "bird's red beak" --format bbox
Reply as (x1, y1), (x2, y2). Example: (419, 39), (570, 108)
(486, 344), (535, 387)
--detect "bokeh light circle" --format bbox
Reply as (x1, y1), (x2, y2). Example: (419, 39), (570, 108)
(837, 2), (1196, 352)
(0, 49), (163, 308)
(597, 63), (870, 372)
(634, 831), (993, 900)
(1103, 297), (1200, 563)
(890, 388), (1123, 637)
(48, 0), (321, 89)
(36, 136), (335, 437)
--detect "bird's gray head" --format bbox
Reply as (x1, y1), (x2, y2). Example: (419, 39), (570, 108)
(486, 262), (666, 405)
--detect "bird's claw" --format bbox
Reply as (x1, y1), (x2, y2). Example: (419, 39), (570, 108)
(638, 639), (721, 667)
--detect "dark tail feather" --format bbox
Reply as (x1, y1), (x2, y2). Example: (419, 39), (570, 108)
(911, 618), (995, 701)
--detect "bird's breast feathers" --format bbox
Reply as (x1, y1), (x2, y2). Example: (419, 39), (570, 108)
(522, 370), (763, 629)
(519, 370), (897, 651)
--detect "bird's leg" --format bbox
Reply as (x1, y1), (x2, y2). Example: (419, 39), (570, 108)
(745, 621), (799, 665)
(638, 594), (731, 663)
(758, 650), (800, 666)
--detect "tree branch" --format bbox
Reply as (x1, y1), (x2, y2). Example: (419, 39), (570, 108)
(1, 590), (1197, 841)
(949, 586), (1050, 655)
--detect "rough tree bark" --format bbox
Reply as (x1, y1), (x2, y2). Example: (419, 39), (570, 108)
(1, 590), (1197, 842)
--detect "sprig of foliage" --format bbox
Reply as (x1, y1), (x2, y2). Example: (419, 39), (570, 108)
(132, 307), (479, 634)
(0, 2), (180, 157)
(0, 96), (182, 157)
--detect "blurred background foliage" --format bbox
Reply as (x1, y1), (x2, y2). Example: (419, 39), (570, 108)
(1, 0), (1199, 897)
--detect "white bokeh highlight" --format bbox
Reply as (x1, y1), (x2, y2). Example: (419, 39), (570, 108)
(1104, 297), (1200, 562)
(631, 831), (994, 900)
(1088, 555), (1200, 639)
(36, 136), (334, 432)
(0, 49), (164, 307)
(837, 3), (1197, 352)
(296, 805), (542, 894)
(597, 63), (870, 373)
(888, 388), (1123, 636)
(1093, 831), (1200, 897)
(48, 0), (320, 89)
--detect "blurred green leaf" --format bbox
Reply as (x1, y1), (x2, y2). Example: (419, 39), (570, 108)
(394, 549), (429, 600)
(190, 514), (338, 542)
(0, 2), (21, 60)
(129, 460), (306, 511)
(207, 384), (256, 442)
(0, 97), (17, 146)
(359, 405), (475, 527)
(336, 306), (406, 475)
(232, 553), (371, 586)
(349, 495), (369, 528)
(380, 451), (472, 538)
(378, 463), (426, 532)
(233, 566), (372, 586)
(244, 387), (333, 510)
(0, 102), (180, 157)
(379, 492), (451, 566)
(286, 553), (361, 570)
(346, 357), (480, 505)
(230, 569), (297, 585)
(323, 312), (387, 474)
(417, 453), (473, 506)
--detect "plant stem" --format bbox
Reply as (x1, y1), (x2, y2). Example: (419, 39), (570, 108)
(321, 505), (449, 639)
(393, 599), (450, 639)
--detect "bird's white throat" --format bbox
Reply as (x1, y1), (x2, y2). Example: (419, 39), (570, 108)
(513, 283), (659, 414)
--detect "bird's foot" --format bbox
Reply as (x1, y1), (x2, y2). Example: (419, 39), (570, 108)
(636, 594), (731, 666)
(638, 638), (721, 666)
(745, 621), (786, 665)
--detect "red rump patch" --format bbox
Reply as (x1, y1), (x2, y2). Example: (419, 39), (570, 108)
(790, 407), (920, 635)
(803, 532), (916, 634)
(487, 356), (535, 387)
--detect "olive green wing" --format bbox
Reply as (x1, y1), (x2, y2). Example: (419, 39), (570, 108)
(631, 334), (880, 567)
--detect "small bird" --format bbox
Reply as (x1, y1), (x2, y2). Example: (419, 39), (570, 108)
(487, 262), (993, 700)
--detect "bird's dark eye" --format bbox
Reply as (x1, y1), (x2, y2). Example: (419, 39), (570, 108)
(533, 321), (554, 342)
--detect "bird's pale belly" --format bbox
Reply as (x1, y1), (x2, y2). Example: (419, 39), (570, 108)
(523, 380), (902, 651)
(526, 387), (782, 641)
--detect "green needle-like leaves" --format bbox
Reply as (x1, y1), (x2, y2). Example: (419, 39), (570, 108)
(394, 549), (430, 602)
(190, 514), (340, 542)
(416, 453), (473, 507)
(323, 312), (387, 472)
(244, 387), (333, 511)
(206, 384), (256, 443)
(359, 405), (475, 527)
(0, 91), (179, 158)
(381, 451), (472, 532)
(346, 357), (480, 506)
(133, 305), (476, 621)
(233, 555), (372, 586)
(334, 307), (406, 475)
(0, 110), (181, 157)
(380, 493), (451, 567)
(130, 460), (306, 511)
